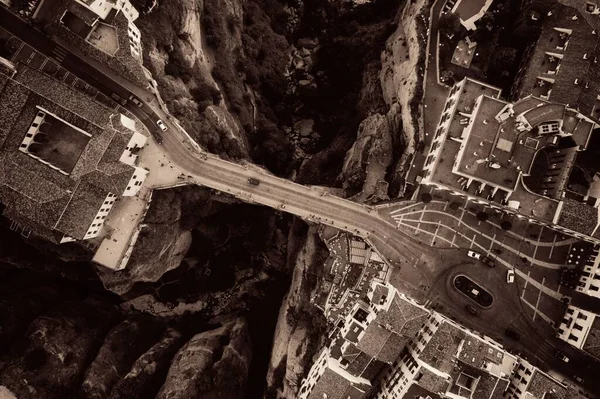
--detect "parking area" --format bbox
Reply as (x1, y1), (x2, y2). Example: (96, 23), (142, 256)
(380, 186), (587, 335)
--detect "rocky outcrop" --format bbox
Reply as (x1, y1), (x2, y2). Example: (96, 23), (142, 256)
(156, 318), (252, 399)
(0, 286), (62, 352)
(379, 0), (430, 196)
(109, 328), (184, 399)
(96, 186), (222, 295)
(0, 300), (120, 399)
(266, 226), (328, 399)
(137, 0), (248, 158)
(338, 113), (393, 201)
(79, 315), (163, 399)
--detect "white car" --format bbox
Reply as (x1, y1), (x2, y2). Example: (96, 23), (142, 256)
(467, 250), (482, 260)
(507, 269), (515, 283)
(156, 119), (168, 132)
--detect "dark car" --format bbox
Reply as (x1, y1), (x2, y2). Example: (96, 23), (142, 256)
(129, 95), (143, 107)
(481, 256), (496, 268)
(554, 350), (569, 363)
(110, 93), (126, 105)
(504, 329), (520, 341)
(465, 305), (479, 315)
(248, 177), (260, 186)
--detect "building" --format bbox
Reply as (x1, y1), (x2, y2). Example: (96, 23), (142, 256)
(373, 312), (516, 399)
(298, 282), (429, 399)
(448, 0), (494, 31)
(421, 76), (600, 243)
(60, 0), (142, 59)
(505, 357), (587, 399)
(577, 245), (600, 297)
(511, 2), (600, 123)
(557, 305), (600, 359)
(0, 61), (147, 247)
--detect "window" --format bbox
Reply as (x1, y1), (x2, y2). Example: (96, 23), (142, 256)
(573, 324), (583, 331)
(578, 313), (588, 321)
(20, 144), (26, 148)
(568, 333), (579, 342)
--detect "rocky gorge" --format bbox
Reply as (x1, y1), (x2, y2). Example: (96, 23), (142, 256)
(0, 0), (429, 396)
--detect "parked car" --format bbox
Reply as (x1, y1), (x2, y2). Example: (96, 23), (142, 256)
(129, 95), (143, 107)
(507, 269), (515, 283)
(504, 328), (520, 341)
(248, 177), (260, 186)
(156, 119), (168, 132)
(110, 93), (126, 105)
(574, 375), (584, 384)
(465, 305), (479, 315)
(467, 250), (482, 260)
(481, 255), (496, 268)
(554, 350), (569, 363)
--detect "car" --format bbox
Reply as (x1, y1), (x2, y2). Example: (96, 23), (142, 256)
(465, 305), (479, 315)
(110, 93), (126, 105)
(248, 177), (260, 186)
(504, 328), (520, 341)
(156, 119), (168, 132)
(129, 95), (143, 107)
(481, 256), (496, 268)
(467, 250), (482, 260)
(507, 269), (515, 283)
(554, 350), (569, 363)
(574, 375), (584, 384)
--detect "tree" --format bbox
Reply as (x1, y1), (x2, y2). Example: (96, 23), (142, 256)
(501, 221), (512, 231)
(438, 12), (463, 38)
(476, 211), (489, 222)
(421, 193), (433, 203)
(491, 48), (518, 73)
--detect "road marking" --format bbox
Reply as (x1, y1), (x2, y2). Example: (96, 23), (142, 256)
(521, 270), (530, 299)
(522, 296), (553, 324)
(470, 234), (475, 249)
(451, 232), (456, 246)
(548, 234), (557, 259)
(431, 221), (440, 246)
(488, 234), (495, 251)
(39, 57), (49, 70)
(396, 210), (565, 269)
(10, 42), (24, 62)
(416, 211), (425, 232)
(532, 278), (545, 322)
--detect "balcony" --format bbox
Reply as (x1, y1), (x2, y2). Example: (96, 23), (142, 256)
(541, 52), (561, 75)
(532, 78), (553, 99)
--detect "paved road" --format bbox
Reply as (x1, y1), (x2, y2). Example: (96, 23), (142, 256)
(3, 7), (600, 396)
(0, 6), (428, 273)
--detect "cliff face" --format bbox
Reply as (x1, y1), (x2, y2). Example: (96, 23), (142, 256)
(95, 185), (221, 295)
(156, 318), (252, 399)
(338, 0), (430, 199)
(0, 269), (253, 398)
(265, 226), (329, 399)
(79, 315), (163, 399)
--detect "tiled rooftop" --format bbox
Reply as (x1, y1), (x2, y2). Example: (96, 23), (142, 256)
(0, 65), (135, 240)
(378, 295), (428, 337)
(527, 370), (567, 399)
(416, 366), (450, 393)
(582, 315), (600, 359)
(356, 324), (392, 359)
(516, 3), (600, 119)
(557, 197), (600, 236)
(420, 322), (464, 373)
(307, 368), (353, 399)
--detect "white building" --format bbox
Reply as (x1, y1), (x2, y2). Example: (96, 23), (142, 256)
(557, 305), (598, 353)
